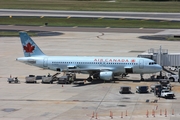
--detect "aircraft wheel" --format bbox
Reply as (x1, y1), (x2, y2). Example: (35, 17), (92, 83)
(87, 77), (92, 82)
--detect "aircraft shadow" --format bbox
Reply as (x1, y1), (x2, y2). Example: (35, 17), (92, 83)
(72, 78), (161, 87)
(72, 79), (107, 87)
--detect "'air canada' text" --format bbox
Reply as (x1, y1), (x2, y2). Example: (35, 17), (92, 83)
(94, 59), (136, 63)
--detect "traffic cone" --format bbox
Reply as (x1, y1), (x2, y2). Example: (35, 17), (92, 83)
(165, 109), (167, 117)
(146, 110), (149, 118)
(153, 110), (155, 117)
(172, 109), (174, 115)
(110, 111), (113, 119)
(96, 112), (98, 119)
(160, 109), (162, 116)
(152, 109), (154, 117)
(121, 112), (123, 118)
(125, 110), (128, 116)
(92, 111), (94, 118)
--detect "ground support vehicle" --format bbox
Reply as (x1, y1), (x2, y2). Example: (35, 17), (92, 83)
(42, 76), (58, 84)
(150, 84), (162, 93)
(151, 79), (172, 92)
(42, 73), (60, 84)
(7, 77), (20, 83)
(58, 75), (70, 84)
(57, 73), (76, 84)
(66, 73), (76, 81)
(166, 73), (179, 82)
(152, 83), (175, 99)
(160, 89), (175, 99)
(119, 86), (131, 94)
(136, 86), (149, 93)
(159, 79), (172, 90)
(168, 66), (179, 72)
(25, 75), (36, 83)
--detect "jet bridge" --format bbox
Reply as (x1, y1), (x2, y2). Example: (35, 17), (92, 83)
(138, 46), (180, 67)
(138, 47), (180, 80)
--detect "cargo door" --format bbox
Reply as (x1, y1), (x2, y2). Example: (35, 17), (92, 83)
(124, 66), (133, 73)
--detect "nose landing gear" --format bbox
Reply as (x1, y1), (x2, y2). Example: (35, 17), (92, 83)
(140, 74), (144, 81)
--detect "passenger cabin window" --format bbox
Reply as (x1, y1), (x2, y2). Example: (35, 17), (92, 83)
(149, 62), (156, 65)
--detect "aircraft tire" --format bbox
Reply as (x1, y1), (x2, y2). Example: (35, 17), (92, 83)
(87, 77), (92, 82)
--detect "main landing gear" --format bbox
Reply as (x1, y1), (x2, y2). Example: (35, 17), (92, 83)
(87, 72), (98, 82)
(140, 74), (144, 81)
(87, 76), (93, 82)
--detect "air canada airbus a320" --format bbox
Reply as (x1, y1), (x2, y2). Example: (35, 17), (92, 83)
(16, 32), (162, 81)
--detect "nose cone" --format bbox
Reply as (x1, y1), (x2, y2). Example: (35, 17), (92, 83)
(156, 65), (162, 72)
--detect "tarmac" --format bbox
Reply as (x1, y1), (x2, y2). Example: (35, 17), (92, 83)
(1, 30), (180, 120)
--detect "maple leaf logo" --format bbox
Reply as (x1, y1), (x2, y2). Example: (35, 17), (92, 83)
(23, 42), (35, 53)
(131, 59), (136, 63)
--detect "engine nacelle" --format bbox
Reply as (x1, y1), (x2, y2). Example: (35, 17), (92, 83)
(100, 71), (113, 81)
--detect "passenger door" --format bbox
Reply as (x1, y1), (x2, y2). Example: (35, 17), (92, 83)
(43, 58), (48, 67)
(139, 59), (144, 69)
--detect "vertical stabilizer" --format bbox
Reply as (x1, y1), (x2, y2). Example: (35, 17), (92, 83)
(19, 32), (45, 57)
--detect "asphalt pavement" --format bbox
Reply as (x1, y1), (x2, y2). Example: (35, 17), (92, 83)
(1, 9), (180, 21)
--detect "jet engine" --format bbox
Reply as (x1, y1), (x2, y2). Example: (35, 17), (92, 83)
(100, 71), (113, 81)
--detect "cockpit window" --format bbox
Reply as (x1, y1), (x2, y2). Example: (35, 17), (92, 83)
(149, 62), (156, 65)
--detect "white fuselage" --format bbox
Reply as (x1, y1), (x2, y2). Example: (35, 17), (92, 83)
(17, 56), (162, 75)
(17, 32), (162, 81)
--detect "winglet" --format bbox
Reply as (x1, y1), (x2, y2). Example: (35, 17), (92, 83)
(19, 32), (45, 57)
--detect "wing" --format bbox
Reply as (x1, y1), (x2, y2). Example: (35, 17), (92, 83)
(61, 67), (113, 73)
